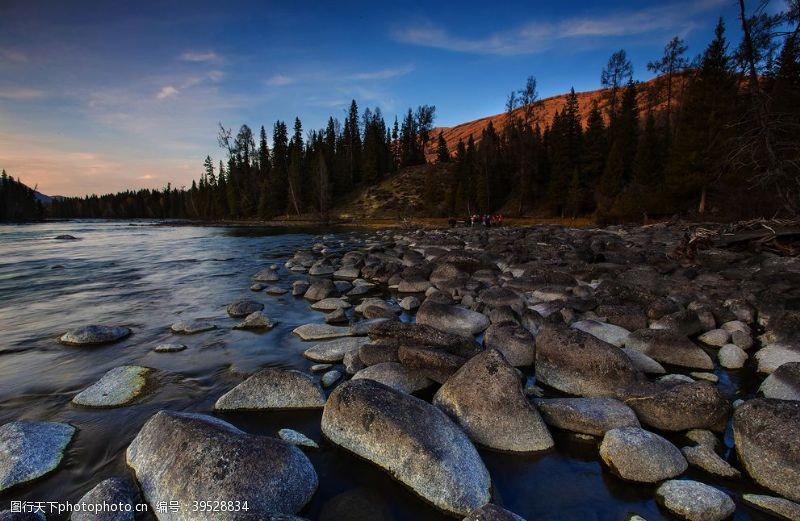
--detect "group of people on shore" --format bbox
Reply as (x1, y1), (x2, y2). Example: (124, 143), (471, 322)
(448, 214), (505, 228)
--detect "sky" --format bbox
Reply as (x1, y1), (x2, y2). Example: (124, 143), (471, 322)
(0, 0), (750, 196)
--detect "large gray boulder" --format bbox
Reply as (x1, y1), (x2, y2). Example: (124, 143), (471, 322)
(73, 477), (139, 521)
(742, 494), (800, 521)
(59, 325), (131, 346)
(650, 309), (704, 336)
(463, 504), (526, 521)
(535, 323), (640, 397)
(352, 362), (433, 394)
(303, 337), (369, 363)
(434, 350), (553, 452)
(477, 287), (524, 312)
(482, 322), (535, 367)
(321, 379), (491, 516)
(72, 365), (153, 408)
(304, 279), (338, 301)
(533, 397), (640, 437)
(368, 320), (481, 358)
(624, 329), (713, 370)
(759, 362), (800, 401)
(226, 299), (264, 318)
(398, 345), (466, 384)
(599, 426), (687, 483)
(416, 301), (490, 337)
(127, 411), (317, 519)
(733, 398), (800, 502)
(571, 320), (630, 347)
(656, 480), (735, 521)
(0, 420), (75, 492)
(619, 381), (730, 432)
(215, 368), (326, 411)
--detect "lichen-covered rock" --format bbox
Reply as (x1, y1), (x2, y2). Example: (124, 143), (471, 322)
(434, 349), (553, 452)
(599, 426), (687, 483)
(0, 420), (75, 492)
(72, 365), (153, 408)
(656, 480), (735, 521)
(321, 379), (491, 516)
(215, 368), (326, 411)
(733, 398), (800, 502)
(127, 411), (317, 519)
(59, 325), (131, 346)
(533, 397), (640, 437)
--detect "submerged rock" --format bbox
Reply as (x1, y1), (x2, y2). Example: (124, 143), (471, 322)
(599, 426), (687, 483)
(59, 325), (131, 346)
(170, 320), (215, 334)
(154, 342), (187, 353)
(0, 420), (75, 492)
(434, 349), (554, 452)
(127, 411), (317, 518)
(72, 365), (153, 408)
(215, 368), (326, 411)
(303, 337), (369, 363)
(74, 477), (139, 521)
(416, 301), (490, 337)
(656, 480), (735, 521)
(226, 299), (264, 318)
(321, 379), (491, 516)
(534, 397), (640, 437)
(733, 398), (800, 502)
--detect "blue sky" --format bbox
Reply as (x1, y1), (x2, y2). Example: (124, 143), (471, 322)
(0, 0), (747, 196)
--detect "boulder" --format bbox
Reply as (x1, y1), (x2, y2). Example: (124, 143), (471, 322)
(398, 345), (466, 384)
(759, 362), (800, 401)
(303, 337), (369, 363)
(718, 344), (748, 369)
(756, 345), (800, 374)
(72, 365), (153, 408)
(417, 301), (490, 337)
(399, 296), (420, 311)
(621, 348), (666, 374)
(59, 325), (131, 346)
(595, 304), (648, 331)
(742, 494), (800, 521)
(233, 311), (275, 330)
(0, 420), (75, 492)
(368, 320), (481, 358)
(624, 329), (713, 370)
(533, 397), (640, 437)
(733, 398), (800, 502)
(74, 477), (139, 521)
(170, 320), (215, 334)
(535, 323), (640, 397)
(352, 362), (433, 394)
(358, 343), (400, 366)
(293, 323), (352, 341)
(397, 278), (432, 293)
(226, 299), (264, 318)
(681, 445), (741, 479)
(215, 368), (326, 410)
(571, 320), (630, 347)
(127, 411), (317, 519)
(304, 279), (338, 301)
(477, 287), (524, 312)
(698, 329), (730, 347)
(599, 426), (687, 483)
(650, 309), (704, 336)
(619, 381), (730, 432)
(311, 298), (351, 311)
(434, 350), (553, 452)
(253, 268), (280, 282)
(482, 322), (535, 367)
(463, 504), (526, 521)
(656, 480), (735, 521)
(321, 379), (491, 516)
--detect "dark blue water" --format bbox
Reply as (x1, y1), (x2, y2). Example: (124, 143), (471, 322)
(0, 221), (773, 520)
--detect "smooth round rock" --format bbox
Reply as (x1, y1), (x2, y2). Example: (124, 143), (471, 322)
(253, 268), (280, 282)
(154, 343), (186, 353)
(681, 445), (741, 478)
(399, 296), (420, 311)
(59, 325), (131, 346)
(278, 428), (318, 449)
(656, 480), (735, 521)
(718, 344), (748, 369)
(571, 320), (630, 347)
(170, 320), (215, 334)
(352, 362), (433, 394)
(416, 301), (490, 337)
(599, 427), (687, 483)
(321, 379), (491, 516)
(321, 370), (342, 388)
(534, 397), (640, 437)
(126, 411), (317, 518)
(303, 337), (370, 363)
(742, 494), (800, 521)
(72, 366), (153, 408)
(619, 381), (730, 433)
(226, 299), (264, 318)
(293, 323), (352, 341)
(624, 329), (713, 370)
(760, 362), (800, 401)
(0, 420), (75, 492)
(215, 368), (326, 410)
(698, 329), (730, 347)
(463, 504), (526, 521)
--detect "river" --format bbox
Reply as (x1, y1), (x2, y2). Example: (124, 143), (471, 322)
(0, 220), (771, 520)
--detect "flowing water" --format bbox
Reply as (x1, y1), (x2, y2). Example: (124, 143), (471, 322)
(0, 221), (774, 520)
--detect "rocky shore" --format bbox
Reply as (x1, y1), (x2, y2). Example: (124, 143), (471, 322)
(3, 222), (800, 520)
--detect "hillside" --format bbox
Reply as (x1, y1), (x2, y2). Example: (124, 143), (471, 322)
(424, 74), (682, 161)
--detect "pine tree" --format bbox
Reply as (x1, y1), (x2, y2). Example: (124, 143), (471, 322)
(269, 120), (289, 216)
(436, 132), (450, 163)
(287, 117), (303, 215)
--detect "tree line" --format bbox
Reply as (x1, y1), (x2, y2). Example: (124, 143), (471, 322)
(0, 170), (44, 221)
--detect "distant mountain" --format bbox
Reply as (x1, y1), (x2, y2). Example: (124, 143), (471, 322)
(33, 190), (53, 205)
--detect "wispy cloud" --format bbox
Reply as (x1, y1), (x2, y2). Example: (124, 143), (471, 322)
(179, 50), (219, 62)
(156, 85), (179, 99)
(0, 49), (28, 63)
(265, 74), (293, 86)
(393, 0), (727, 55)
(350, 64), (415, 80)
(0, 87), (45, 100)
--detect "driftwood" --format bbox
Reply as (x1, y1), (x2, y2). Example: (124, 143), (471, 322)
(670, 219), (800, 259)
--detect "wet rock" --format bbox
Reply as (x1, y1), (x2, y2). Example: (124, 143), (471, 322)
(624, 329), (713, 370)
(482, 321), (535, 367)
(599, 426), (687, 483)
(368, 320), (481, 358)
(293, 323), (352, 341)
(533, 397), (640, 437)
(755, 345), (800, 374)
(304, 279), (339, 301)
(742, 494), (800, 521)
(127, 411), (317, 518)
(571, 320), (630, 347)
(251, 283), (265, 291)
(0, 420), (75, 492)
(760, 362), (800, 401)
(254, 268), (280, 282)
(535, 323), (640, 397)
(265, 286), (288, 295)
(278, 428), (318, 449)
(311, 298), (351, 311)
(233, 311), (275, 330)
(324, 307), (348, 324)
(352, 362), (433, 394)
(333, 266), (361, 280)
(154, 342), (186, 353)
(681, 445), (741, 479)
(463, 504), (526, 521)
(650, 309), (704, 337)
(321, 370), (342, 388)
(717, 343), (748, 369)
(698, 329), (730, 347)
(59, 325), (131, 346)
(656, 480), (735, 521)
(434, 350), (553, 452)
(303, 337), (369, 363)
(321, 379), (491, 516)
(622, 348), (666, 374)
(417, 301), (490, 337)
(74, 477), (139, 521)
(292, 280), (310, 296)
(620, 381), (730, 432)
(170, 320), (215, 335)
(733, 398), (800, 501)
(358, 343), (399, 366)
(55, 234), (78, 240)
(399, 296), (420, 311)
(72, 365), (153, 408)
(226, 299), (264, 318)
(215, 368), (326, 410)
